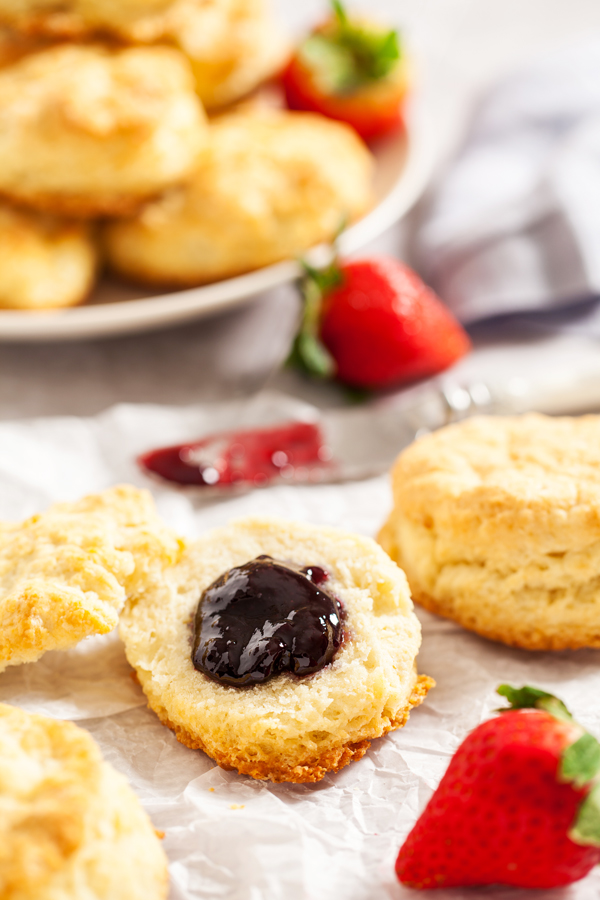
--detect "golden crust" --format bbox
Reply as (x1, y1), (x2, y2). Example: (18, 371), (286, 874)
(0, 43), (207, 217)
(119, 516), (431, 783)
(378, 414), (600, 650)
(170, 0), (289, 110)
(157, 674), (433, 782)
(104, 109), (373, 286)
(0, 25), (54, 66)
(0, 0), (182, 41)
(0, 703), (168, 900)
(0, 485), (182, 672)
(0, 201), (97, 309)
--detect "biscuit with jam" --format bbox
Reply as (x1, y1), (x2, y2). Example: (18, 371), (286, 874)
(103, 109), (373, 285)
(119, 516), (432, 783)
(0, 702), (168, 900)
(0, 485), (181, 673)
(378, 413), (600, 650)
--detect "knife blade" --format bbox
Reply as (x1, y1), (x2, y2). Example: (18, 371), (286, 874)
(139, 336), (600, 495)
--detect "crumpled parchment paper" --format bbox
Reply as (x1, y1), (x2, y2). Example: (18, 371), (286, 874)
(0, 391), (599, 900)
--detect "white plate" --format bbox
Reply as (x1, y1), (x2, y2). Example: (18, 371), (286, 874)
(0, 104), (434, 342)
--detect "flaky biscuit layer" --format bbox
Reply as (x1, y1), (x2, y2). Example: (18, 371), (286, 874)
(0, 703), (168, 900)
(0, 44), (207, 217)
(104, 109), (373, 286)
(120, 516), (430, 783)
(378, 414), (600, 650)
(0, 485), (181, 672)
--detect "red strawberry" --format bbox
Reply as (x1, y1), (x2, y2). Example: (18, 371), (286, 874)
(282, 0), (408, 141)
(288, 257), (470, 390)
(396, 685), (600, 890)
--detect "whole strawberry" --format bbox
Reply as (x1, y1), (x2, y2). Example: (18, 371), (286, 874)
(282, 0), (408, 141)
(288, 257), (470, 390)
(396, 686), (600, 889)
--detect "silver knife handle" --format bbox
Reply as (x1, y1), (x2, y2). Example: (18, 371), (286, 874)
(392, 362), (600, 440)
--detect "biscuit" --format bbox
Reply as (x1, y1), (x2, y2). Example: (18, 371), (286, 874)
(0, 201), (97, 309)
(0, 702), (168, 900)
(0, 44), (207, 217)
(0, 0), (182, 41)
(378, 414), (600, 650)
(170, 0), (289, 110)
(0, 485), (181, 672)
(119, 516), (432, 783)
(0, 25), (53, 66)
(104, 109), (373, 286)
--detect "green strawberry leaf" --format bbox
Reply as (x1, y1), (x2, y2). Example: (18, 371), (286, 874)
(561, 733), (600, 788)
(331, 0), (349, 27)
(497, 684), (572, 721)
(286, 261), (340, 380)
(299, 0), (401, 95)
(570, 783), (600, 848)
(289, 332), (336, 379)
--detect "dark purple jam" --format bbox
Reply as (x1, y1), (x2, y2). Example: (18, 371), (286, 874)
(192, 555), (343, 687)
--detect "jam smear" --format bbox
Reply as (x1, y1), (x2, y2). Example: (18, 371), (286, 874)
(138, 421), (332, 488)
(192, 555), (343, 687)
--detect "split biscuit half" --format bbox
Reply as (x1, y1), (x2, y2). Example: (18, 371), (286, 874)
(119, 516), (432, 783)
(379, 413), (600, 650)
(0, 485), (181, 673)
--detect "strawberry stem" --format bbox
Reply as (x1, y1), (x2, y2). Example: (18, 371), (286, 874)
(331, 0), (348, 27)
(286, 262), (340, 379)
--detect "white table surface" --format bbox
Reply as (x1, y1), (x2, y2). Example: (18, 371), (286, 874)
(2, 0), (600, 420)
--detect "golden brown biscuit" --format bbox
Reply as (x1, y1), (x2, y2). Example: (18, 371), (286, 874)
(0, 485), (181, 673)
(0, 25), (53, 65)
(170, 0), (289, 110)
(0, 43), (207, 217)
(104, 109), (373, 286)
(0, 703), (168, 900)
(0, 0), (182, 41)
(0, 201), (97, 309)
(378, 414), (600, 651)
(119, 516), (432, 783)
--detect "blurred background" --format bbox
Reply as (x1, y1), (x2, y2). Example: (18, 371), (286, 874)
(2, 0), (600, 420)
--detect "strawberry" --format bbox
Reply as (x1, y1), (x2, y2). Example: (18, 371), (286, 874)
(288, 257), (470, 390)
(396, 685), (600, 890)
(281, 0), (408, 141)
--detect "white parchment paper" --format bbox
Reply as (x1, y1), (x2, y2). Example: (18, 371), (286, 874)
(0, 392), (599, 900)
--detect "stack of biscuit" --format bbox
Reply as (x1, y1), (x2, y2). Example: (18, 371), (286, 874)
(0, 0), (374, 311)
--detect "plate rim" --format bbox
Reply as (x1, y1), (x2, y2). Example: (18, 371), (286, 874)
(0, 102), (434, 342)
